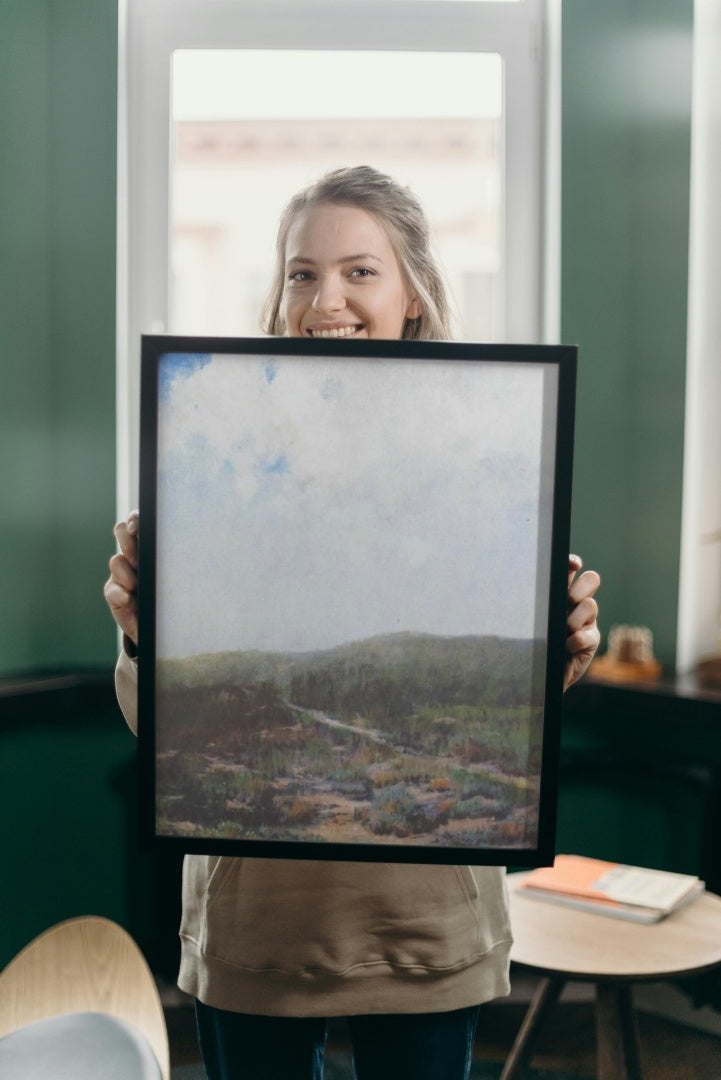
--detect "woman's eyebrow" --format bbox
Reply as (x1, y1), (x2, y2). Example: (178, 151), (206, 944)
(339, 253), (384, 264)
(286, 253), (384, 266)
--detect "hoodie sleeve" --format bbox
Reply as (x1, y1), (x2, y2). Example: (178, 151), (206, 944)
(115, 643), (139, 736)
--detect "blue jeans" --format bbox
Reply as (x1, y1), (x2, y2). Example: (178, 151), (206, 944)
(195, 1000), (481, 1080)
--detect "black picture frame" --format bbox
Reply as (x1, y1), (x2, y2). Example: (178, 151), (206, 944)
(138, 335), (576, 865)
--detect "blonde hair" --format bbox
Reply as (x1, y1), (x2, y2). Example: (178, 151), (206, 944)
(261, 165), (454, 340)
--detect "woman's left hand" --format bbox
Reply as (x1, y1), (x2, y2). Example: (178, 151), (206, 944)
(564, 555), (601, 691)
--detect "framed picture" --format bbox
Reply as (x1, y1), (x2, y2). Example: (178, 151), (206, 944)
(138, 335), (576, 865)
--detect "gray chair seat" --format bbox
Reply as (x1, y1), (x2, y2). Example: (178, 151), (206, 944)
(0, 1011), (162, 1079)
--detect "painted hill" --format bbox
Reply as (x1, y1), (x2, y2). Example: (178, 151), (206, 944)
(157, 631), (546, 720)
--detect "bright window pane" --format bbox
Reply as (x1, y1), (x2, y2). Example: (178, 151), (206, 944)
(170, 49), (503, 341)
(337, 1), (521, 4)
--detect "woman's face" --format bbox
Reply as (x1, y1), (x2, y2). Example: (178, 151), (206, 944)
(280, 203), (421, 340)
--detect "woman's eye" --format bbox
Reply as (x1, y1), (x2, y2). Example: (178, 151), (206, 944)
(288, 269), (313, 283)
(349, 267), (375, 279)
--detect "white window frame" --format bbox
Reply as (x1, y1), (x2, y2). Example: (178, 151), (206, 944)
(117, 0), (559, 512)
(676, 0), (721, 674)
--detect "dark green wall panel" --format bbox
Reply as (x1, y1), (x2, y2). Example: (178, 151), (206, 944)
(0, 0), (118, 675)
(0, 3), (54, 668)
(559, 682), (721, 887)
(562, 0), (693, 669)
(0, 683), (184, 976)
(0, 695), (134, 966)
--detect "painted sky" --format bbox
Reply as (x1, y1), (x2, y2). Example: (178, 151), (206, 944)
(154, 351), (557, 658)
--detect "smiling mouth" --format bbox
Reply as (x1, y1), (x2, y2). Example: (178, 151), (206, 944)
(307, 324), (364, 339)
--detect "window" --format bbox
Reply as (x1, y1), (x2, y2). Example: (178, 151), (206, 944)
(118, 0), (557, 510)
(169, 49), (503, 340)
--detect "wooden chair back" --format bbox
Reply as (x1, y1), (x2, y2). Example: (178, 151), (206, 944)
(0, 916), (169, 1080)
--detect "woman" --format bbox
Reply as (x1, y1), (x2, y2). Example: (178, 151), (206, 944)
(106, 166), (601, 1080)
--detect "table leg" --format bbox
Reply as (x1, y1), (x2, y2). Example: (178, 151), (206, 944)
(499, 976), (565, 1080)
(596, 982), (643, 1080)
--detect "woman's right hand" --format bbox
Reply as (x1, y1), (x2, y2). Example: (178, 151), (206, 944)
(104, 510), (140, 646)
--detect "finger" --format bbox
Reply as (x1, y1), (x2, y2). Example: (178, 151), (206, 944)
(567, 553), (583, 588)
(113, 518), (139, 568)
(566, 594), (599, 634)
(568, 568), (601, 607)
(108, 552), (137, 593)
(103, 577), (133, 613)
(103, 579), (139, 642)
(566, 623), (601, 657)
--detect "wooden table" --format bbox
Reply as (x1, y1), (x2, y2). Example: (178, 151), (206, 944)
(502, 873), (721, 1080)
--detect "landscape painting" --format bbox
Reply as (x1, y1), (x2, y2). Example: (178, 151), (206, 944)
(138, 337), (575, 864)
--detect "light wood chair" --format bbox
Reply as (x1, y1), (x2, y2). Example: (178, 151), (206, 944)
(0, 915), (169, 1079)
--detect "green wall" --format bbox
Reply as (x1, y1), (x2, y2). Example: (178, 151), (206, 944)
(0, 0), (118, 676)
(0, 0), (130, 969)
(562, 0), (693, 670)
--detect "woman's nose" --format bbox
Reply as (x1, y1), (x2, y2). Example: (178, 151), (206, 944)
(312, 274), (345, 314)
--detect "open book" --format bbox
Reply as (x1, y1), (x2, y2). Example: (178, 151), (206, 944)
(515, 854), (705, 923)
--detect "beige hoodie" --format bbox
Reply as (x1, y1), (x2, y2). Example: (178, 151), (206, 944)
(116, 650), (512, 1016)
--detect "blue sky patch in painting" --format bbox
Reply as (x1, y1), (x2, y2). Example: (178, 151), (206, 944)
(263, 361), (278, 384)
(159, 353), (212, 402)
(260, 453), (290, 476)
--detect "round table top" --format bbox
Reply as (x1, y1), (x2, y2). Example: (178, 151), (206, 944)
(508, 871), (721, 981)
